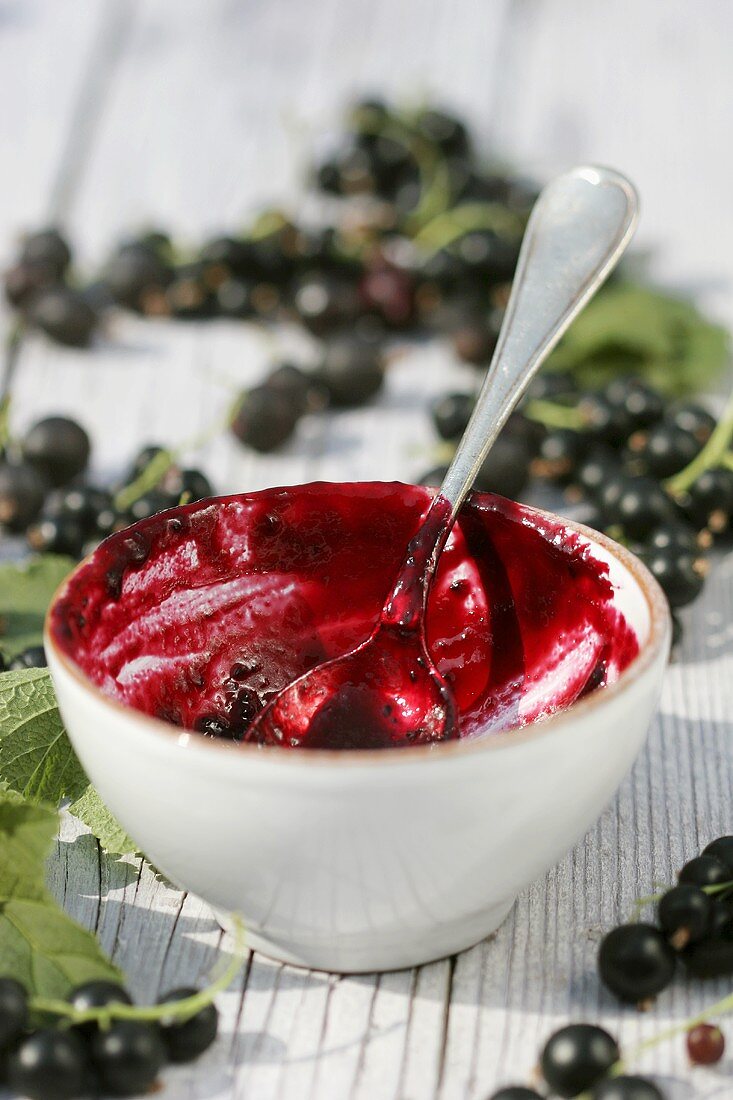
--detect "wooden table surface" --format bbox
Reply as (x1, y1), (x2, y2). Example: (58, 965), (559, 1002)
(2, 2), (732, 1097)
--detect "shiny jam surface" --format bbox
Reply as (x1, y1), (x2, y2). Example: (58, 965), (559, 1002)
(50, 482), (640, 749)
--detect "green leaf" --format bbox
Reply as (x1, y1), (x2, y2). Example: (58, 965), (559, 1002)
(0, 555), (75, 659)
(0, 668), (87, 804)
(548, 283), (730, 396)
(69, 786), (137, 856)
(0, 791), (120, 997)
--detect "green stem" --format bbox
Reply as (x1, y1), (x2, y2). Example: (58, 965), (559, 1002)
(632, 878), (733, 916)
(412, 201), (524, 254)
(525, 398), (584, 431)
(31, 915), (245, 1027)
(114, 394), (240, 512)
(621, 988), (733, 1067)
(666, 387), (733, 493)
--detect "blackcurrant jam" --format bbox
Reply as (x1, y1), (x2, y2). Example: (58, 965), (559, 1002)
(50, 482), (639, 749)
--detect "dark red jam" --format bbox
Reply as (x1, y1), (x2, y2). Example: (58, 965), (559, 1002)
(50, 482), (640, 749)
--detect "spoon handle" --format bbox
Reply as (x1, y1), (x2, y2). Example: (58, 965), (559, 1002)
(439, 165), (639, 516)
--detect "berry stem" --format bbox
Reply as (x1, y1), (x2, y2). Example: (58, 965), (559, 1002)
(666, 385), (733, 493)
(618, 988), (733, 1068)
(30, 914), (245, 1028)
(412, 201), (524, 254)
(632, 878), (733, 917)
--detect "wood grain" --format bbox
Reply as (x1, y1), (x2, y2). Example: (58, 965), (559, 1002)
(1, 2), (732, 1097)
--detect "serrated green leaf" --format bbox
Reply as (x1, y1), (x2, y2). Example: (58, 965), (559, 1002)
(69, 786), (137, 856)
(0, 791), (120, 997)
(0, 555), (75, 659)
(0, 668), (87, 804)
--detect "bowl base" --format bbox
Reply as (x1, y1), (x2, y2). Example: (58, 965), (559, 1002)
(214, 897), (516, 973)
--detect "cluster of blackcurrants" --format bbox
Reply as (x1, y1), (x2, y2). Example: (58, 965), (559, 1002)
(599, 835), (733, 1004)
(486, 836), (733, 1099)
(489, 1019), (726, 1099)
(3, 100), (530, 454)
(0, 976), (218, 1100)
(424, 371), (729, 639)
(0, 412), (212, 577)
(489, 1023), (662, 1099)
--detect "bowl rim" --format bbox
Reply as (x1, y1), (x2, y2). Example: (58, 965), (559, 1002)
(44, 498), (671, 768)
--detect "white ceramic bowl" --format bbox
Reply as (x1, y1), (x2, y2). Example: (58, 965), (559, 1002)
(46, 497), (670, 973)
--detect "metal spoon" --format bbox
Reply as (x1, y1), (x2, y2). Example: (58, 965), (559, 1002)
(247, 165), (639, 750)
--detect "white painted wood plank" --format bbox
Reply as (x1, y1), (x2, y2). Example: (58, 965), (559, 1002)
(6, 2), (733, 1099)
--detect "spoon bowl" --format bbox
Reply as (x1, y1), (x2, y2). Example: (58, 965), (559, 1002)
(248, 621), (457, 749)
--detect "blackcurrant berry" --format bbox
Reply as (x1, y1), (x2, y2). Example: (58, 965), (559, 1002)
(415, 107), (471, 156)
(45, 485), (113, 533)
(0, 461), (46, 530)
(22, 416), (90, 487)
(678, 854), (730, 888)
(128, 489), (175, 522)
(573, 447), (621, 499)
(198, 235), (255, 278)
(0, 977), (28, 1050)
(8, 1028), (87, 1100)
(215, 276), (253, 318)
(644, 523), (699, 555)
(292, 271), (359, 335)
(68, 978), (132, 1037)
(488, 1088), (543, 1100)
(686, 1022), (725, 1065)
(161, 467), (213, 504)
(602, 477), (674, 539)
(706, 899), (733, 939)
(598, 923), (676, 1003)
(125, 444), (167, 483)
(603, 378), (664, 431)
(91, 1020), (165, 1096)
(4, 260), (59, 309)
(432, 393), (475, 440)
(540, 1023), (619, 1098)
(532, 429), (585, 482)
(27, 513), (86, 556)
(231, 385), (300, 452)
(640, 548), (706, 609)
(165, 264), (215, 320)
(579, 393), (634, 445)
(677, 467), (733, 533)
(626, 423), (701, 478)
(104, 243), (170, 312)
(683, 935), (733, 978)
(20, 228), (71, 277)
(702, 836), (733, 875)
(28, 286), (97, 347)
(657, 884), (711, 947)
(265, 363), (317, 415)
(9, 645), (47, 670)
(358, 258), (414, 327)
(315, 337), (384, 408)
(68, 978), (132, 1014)
(526, 370), (578, 403)
(474, 433), (532, 499)
(157, 987), (218, 1062)
(666, 400), (716, 442)
(590, 1076), (664, 1100)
